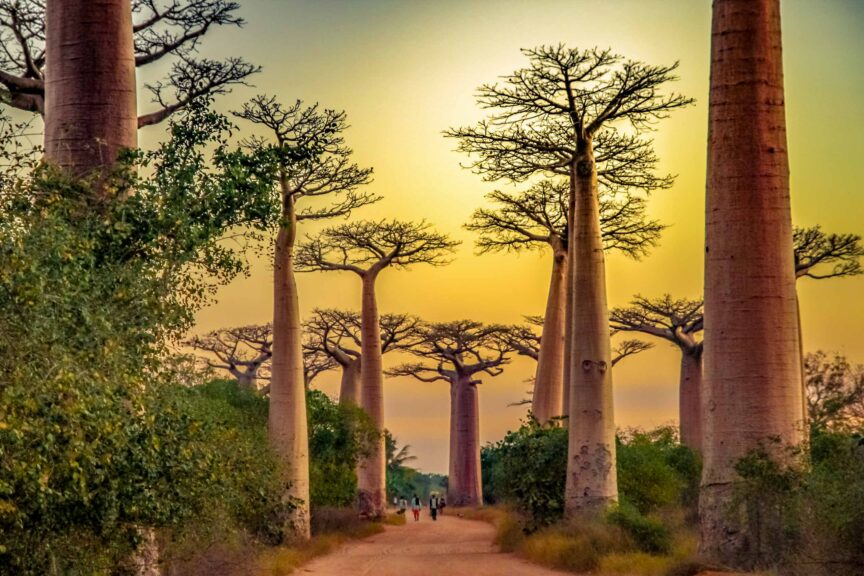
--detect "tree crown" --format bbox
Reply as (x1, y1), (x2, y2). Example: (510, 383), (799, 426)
(467, 179), (664, 258)
(295, 219), (459, 275)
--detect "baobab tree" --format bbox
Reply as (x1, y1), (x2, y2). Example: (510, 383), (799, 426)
(506, 318), (653, 410)
(468, 179), (664, 423)
(610, 296), (704, 451)
(234, 96), (374, 539)
(296, 219), (458, 518)
(701, 0), (804, 564)
(448, 45), (692, 516)
(1, 0), (255, 119)
(22, 0), (257, 177)
(303, 308), (421, 405)
(184, 324), (273, 391)
(388, 321), (514, 506)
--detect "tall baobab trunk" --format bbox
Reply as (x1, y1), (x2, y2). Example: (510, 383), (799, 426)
(269, 192), (311, 540)
(533, 246), (567, 424)
(701, 0), (804, 564)
(338, 357), (362, 405)
(447, 380), (461, 503)
(679, 349), (703, 452)
(358, 271), (386, 518)
(45, 0), (137, 179)
(565, 147), (618, 517)
(449, 375), (482, 506)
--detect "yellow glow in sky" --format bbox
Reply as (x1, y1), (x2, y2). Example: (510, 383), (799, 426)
(138, 0), (864, 473)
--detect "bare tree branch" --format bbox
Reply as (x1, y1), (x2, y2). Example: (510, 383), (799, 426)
(467, 179), (664, 259)
(794, 225), (863, 281)
(0, 0), (256, 124)
(610, 294), (703, 353)
(295, 219), (459, 276)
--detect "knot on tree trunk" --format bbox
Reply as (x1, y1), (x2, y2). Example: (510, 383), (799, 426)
(576, 159), (594, 177)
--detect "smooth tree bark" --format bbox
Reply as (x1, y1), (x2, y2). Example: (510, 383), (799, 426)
(304, 308), (421, 406)
(296, 220), (458, 518)
(185, 324), (274, 391)
(701, 0), (804, 565)
(610, 295), (704, 451)
(467, 179), (664, 423)
(448, 46), (691, 517)
(44, 0), (137, 178)
(389, 321), (514, 506)
(235, 97), (374, 539)
(2, 0), (257, 125)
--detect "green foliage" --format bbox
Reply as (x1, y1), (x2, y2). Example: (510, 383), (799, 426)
(606, 502), (671, 555)
(617, 426), (701, 515)
(0, 102), (283, 574)
(307, 390), (377, 507)
(734, 431), (864, 575)
(481, 417), (568, 529)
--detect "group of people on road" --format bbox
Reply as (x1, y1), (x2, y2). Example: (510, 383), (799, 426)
(395, 493), (445, 521)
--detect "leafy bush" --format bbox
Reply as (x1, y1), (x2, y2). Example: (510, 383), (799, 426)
(734, 431), (864, 575)
(607, 502), (672, 554)
(481, 417), (568, 528)
(617, 427), (701, 515)
(0, 103), (280, 575)
(307, 390), (377, 507)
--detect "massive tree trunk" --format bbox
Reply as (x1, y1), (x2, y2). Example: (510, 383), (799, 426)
(357, 271), (386, 518)
(269, 192), (311, 540)
(448, 374), (482, 506)
(233, 369), (259, 393)
(533, 247), (567, 424)
(701, 0), (804, 564)
(679, 348), (703, 452)
(564, 146), (617, 517)
(45, 0), (137, 179)
(338, 357), (362, 406)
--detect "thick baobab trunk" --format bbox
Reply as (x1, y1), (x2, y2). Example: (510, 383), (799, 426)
(701, 0), (804, 564)
(533, 248), (567, 424)
(679, 348), (703, 452)
(564, 147), (617, 517)
(45, 0), (137, 179)
(448, 374), (482, 506)
(357, 272), (386, 518)
(269, 194), (311, 540)
(234, 370), (259, 393)
(338, 357), (362, 405)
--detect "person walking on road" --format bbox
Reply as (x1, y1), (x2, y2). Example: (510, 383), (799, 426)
(411, 494), (421, 521)
(429, 493), (439, 521)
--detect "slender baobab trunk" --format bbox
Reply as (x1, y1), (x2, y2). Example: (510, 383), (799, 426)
(269, 191), (311, 540)
(449, 374), (482, 506)
(45, 0), (137, 179)
(565, 146), (617, 517)
(447, 380), (461, 504)
(338, 357), (362, 405)
(679, 348), (703, 452)
(533, 246), (567, 424)
(357, 271), (386, 518)
(701, 0), (804, 564)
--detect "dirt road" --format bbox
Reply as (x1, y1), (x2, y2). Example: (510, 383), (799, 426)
(299, 513), (563, 576)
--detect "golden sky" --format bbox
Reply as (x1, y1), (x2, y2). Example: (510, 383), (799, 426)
(137, 0), (864, 473)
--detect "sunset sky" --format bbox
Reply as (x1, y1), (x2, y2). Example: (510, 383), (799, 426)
(136, 0), (864, 473)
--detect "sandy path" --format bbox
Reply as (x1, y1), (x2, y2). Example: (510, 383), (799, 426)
(299, 513), (565, 576)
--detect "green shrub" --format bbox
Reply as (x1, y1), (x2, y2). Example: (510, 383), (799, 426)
(617, 426), (701, 515)
(481, 417), (568, 529)
(307, 390), (377, 507)
(607, 502), (672, 554)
